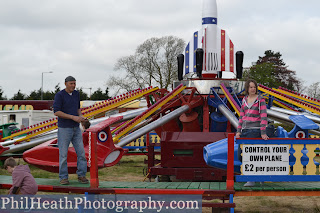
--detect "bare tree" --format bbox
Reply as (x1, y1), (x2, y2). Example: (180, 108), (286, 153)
(306, 82), (320, 99)
(108, 36), (185, 94)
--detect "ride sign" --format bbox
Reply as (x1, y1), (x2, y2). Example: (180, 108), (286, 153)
(242, 145), (289, 175)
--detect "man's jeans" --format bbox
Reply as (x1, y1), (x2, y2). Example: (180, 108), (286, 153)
(58, 127), (87, 180)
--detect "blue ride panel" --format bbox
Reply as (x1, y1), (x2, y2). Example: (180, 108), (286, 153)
(203, 137), (241, 173)
(275, 126), (289, 137)
(289, 115), (319, 130)
(210, 112), (228, 132)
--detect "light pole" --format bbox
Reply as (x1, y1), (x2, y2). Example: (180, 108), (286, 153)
(83, 87), (92, 100)
(41, 71), (53, 100)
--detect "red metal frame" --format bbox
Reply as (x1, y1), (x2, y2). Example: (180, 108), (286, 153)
(90, 132), (99, 188)
(203, 98), (210, 132)
(148, 132), (229, 181)
(86, 117), (127, 188)
(227, 133), (235, 190)
(143, 86), (240, 181)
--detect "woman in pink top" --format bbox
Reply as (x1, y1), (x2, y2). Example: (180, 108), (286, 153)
(236, 79), (269, 140)
(236, 79), (269, 187)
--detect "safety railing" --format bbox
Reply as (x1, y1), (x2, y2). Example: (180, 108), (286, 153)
(123, 132), (160, 153)
(226, 133), (320, 189)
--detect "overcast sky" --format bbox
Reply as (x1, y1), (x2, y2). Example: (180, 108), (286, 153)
(1, 0), (319, 99)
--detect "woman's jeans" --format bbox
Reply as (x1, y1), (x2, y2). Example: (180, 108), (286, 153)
(240, 125), (275, 138)
(240, 129), (261, 138)
(58, 127), (87, 180)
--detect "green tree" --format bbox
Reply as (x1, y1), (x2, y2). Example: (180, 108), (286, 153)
(108, 36), (185, 94)
(12, 89), (26, 100)
(42, 91), (55, 100)
(27, 89), (41, 100)
(243, 50), (303, 91)
(26, 89), (54, 100)
(54, 83), (60, 94)
(26, 84), (83, 100)
(0, 87), (7, 100)
(91, 88), (110, 100)
(243, 63), (279, 88)
(105, 87), (111, 99)
(77, 88), (89, 101)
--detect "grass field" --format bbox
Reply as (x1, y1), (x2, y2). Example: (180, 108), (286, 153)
(1, 155), (320, 212)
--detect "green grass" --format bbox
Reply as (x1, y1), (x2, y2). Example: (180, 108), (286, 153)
(232, 196), (320, 213)
(97, 155), (148, 181)
(1, 155), (148, 181)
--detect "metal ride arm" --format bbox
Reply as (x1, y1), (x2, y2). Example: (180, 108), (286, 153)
(275, 87), (320, 107)
(117, 105), (190, 147)
(82, 87), (158, 118)
(115, 86), (205, 147)
(111, 120), (132, 134)
(220, 85), (320, 136)
(268, 97), (298, 111)
(0, 108), (150, 156)
(1, 87), (158, 142)
(209, 84), (320, 135)
(220, 83), (241, 116)
(218, 105), (239, 129)
(208, 87), (239, 129)
(112, 84), (186, 143)
(267, 109), (320, 136)
(0, 131), (58, 155)
(271, 106), (320, 124)
(122, 86), (204, 138)
(259, 85), (320, 115)
(0, 107), (147, 148)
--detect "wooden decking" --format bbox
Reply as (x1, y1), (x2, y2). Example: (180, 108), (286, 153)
(0, 175), (236, 209)
(0, 175), (230, 194)
(1, 175), (320, 192)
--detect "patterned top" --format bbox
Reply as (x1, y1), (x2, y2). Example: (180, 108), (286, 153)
(237, 95), (268, 135)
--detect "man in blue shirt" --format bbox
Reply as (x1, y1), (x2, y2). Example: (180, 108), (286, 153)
(53, 76), (88, 185)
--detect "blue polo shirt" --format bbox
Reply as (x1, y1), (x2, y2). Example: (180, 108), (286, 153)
(53, 89), (80, 128)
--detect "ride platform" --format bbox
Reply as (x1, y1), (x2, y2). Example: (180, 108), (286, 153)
(1, 175), (319, 196)
(0, 175), (231, 195)
(0, 175), (236, 209)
